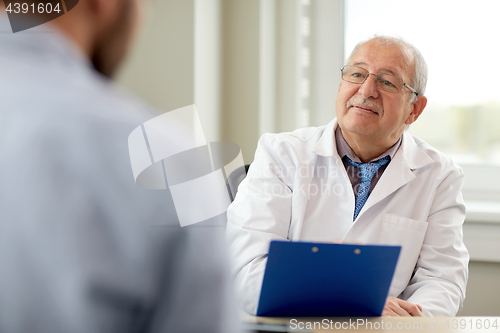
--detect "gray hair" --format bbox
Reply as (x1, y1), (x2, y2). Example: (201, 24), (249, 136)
(345, 35), (428, 103)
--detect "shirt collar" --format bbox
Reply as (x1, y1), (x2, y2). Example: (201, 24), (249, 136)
(335, 126), (402, 163)
(311, 118), (402, 162)
(0, 15), (93, 72)
(312, 118), (434, 172)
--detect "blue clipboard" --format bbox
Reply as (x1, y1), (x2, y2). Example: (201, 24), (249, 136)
(256, 240), (401, 317)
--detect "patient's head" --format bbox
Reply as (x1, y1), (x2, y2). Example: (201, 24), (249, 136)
(49, 0), (149, 78)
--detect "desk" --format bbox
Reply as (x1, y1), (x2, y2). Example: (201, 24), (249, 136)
(246, 316), (500, 332)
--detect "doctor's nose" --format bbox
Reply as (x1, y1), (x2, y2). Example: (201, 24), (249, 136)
(358, 74), (379, 100)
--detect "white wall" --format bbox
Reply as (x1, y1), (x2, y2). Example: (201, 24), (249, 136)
(117, 0), (222, 142)
(459, 261), (500, 316)
(118, 0), (195, 112)
(220, 0), (261, 164)
(195, 0), (222, 142)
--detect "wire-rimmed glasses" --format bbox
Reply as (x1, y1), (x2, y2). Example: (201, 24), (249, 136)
(341, 65), (419, 96)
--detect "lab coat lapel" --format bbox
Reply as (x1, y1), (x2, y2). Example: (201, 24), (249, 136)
(354, 132), (434, 222)
(311, 119), (356, 239)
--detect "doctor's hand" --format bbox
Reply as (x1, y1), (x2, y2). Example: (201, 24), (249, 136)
(382, 297), (423, 317)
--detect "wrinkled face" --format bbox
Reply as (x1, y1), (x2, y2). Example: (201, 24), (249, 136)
(92, 0), (148, 78)
(335, 40), (417, 146)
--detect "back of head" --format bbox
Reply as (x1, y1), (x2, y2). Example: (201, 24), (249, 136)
(0, 0), (146, 78)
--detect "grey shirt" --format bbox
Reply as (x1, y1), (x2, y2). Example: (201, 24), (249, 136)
(0, 17), (239, 333)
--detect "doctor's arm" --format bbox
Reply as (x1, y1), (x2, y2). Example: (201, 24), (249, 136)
(402, 167), (469, 317)
(226, 134), (295, 314)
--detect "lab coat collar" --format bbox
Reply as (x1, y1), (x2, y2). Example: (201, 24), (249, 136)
(311, 118), (433, 170)
(400, 131), (434, 170)
(311, 118), (340, 158)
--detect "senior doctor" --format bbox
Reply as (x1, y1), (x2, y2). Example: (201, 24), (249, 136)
(226, 36), (469, 317)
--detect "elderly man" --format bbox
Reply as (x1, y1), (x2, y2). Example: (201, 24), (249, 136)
(0, 1), (238, 332)
(226, 36), (469, 317)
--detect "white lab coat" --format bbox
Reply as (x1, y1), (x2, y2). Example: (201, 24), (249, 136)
(226, 118), (469, 317)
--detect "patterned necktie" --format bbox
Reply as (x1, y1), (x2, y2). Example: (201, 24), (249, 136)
(343, 155), (391, 221)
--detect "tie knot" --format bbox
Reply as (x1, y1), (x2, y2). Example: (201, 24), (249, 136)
(344, 155), (390, 180)
(343, 155), (390, 221)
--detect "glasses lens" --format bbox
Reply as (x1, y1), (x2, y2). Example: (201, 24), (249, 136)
(376, 74), (403, 93)
(342, 65), (367, 83)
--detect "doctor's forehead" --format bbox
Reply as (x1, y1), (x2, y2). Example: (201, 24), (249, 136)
(351, 61), (402, 77)
(349, 41), (414, 81)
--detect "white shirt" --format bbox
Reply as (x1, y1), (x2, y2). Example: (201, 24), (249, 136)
(226, 118), (469, 317)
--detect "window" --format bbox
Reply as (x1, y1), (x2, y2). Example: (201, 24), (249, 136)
(345, 0), (500, 166)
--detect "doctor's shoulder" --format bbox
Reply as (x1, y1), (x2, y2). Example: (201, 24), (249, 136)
(410, 134), (464, 180)
(257, 125), (327, 159)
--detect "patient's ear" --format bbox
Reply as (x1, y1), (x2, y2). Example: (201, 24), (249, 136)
(405, 95), (427, 125)
(85, 0), (101, 16)
(86, 0), (120, 23)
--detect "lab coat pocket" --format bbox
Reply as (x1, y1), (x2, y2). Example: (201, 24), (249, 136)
(379, 213), (428, 291)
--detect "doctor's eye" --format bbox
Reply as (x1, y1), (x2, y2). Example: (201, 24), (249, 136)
(381, 79), (396, 88)
(376, 74), (403, 93)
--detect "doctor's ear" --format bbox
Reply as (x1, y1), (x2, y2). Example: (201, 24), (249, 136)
(405, 95), (427, 125)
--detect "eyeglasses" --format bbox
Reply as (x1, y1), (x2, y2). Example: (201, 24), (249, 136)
(340, 65), (419, 96)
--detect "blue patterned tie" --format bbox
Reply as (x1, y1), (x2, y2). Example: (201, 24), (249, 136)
(344, 155), (390, 221)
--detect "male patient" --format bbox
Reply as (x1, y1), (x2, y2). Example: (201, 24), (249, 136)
(226, 36), (469, 317)
(0, 1), (238, 332)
